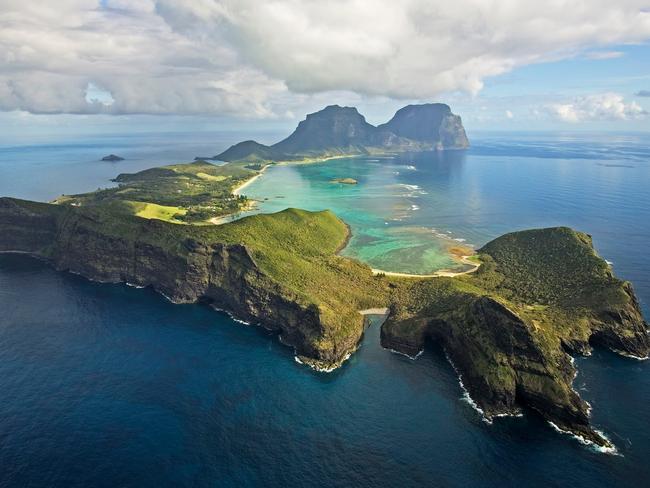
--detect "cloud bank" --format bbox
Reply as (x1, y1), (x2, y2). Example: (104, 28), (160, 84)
(549, 93), (647, 122)
(2, 0), (650, 116)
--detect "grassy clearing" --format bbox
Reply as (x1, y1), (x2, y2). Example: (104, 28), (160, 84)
(196, 172), (228, 182)
(127, 201), (187, 223)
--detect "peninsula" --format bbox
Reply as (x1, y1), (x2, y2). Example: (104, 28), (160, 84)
(0, 104), (647, 452)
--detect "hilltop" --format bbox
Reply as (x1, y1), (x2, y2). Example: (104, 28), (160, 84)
(214, 103), (469, 163)
(383, 227), (648, 449)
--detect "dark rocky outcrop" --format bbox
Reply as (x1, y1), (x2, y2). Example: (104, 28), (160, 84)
(271, 105), (405, 156)
(378, 103), (469, 149)
(102, 154), (124, 161)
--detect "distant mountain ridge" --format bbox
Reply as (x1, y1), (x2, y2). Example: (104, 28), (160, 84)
(214, 103), (469, 163)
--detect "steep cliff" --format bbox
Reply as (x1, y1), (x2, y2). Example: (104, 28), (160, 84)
(378, 103), (469, 149)
(0, 197), (387, 370)
(382, 227), (648, 449)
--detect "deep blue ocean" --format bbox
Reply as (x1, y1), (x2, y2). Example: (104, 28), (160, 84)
(1, 131), (649, 487)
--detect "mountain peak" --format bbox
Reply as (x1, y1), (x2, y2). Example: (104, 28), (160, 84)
(272, 104), (375, 155)
(214, 103), (469, 162)
(379, 103), (467, 147)
(302, 105), (367, 124)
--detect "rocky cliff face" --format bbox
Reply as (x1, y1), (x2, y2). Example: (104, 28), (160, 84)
(438, 113), (470, 150)
(378, 103), (470, 149)
(382, 227), (649, 449)
(272, 105), (388, 155)
(215, 103), (469, 162)
(381, 295), (604, 445)
(0, 198), (356, 369)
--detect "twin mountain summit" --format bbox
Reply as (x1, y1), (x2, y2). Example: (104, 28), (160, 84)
(212, 103), (470, 163)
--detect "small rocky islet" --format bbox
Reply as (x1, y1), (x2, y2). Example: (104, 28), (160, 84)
(1, 103), (646, 451)
(101, 154), (125, 161)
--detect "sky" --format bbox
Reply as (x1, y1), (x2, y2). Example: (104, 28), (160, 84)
(2, 0), (650, 138)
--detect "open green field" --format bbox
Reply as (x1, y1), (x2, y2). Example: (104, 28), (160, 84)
(128, 201), (187, 223)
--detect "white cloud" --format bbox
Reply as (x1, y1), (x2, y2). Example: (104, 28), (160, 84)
(505, 110), (514, 119)
(549, 93), (647, 122)
(204, 0), (650, 99)
(1, 1), (650, 115)
(584, 50), (625, 60)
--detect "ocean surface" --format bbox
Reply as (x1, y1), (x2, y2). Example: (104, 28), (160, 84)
(1, 131), (649, 487)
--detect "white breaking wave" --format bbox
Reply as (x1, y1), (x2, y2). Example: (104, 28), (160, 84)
(125, 282), (146, 289)
(547, 422), (619, 456)
(444, 351), (491, 424)
(385, 347), (423, 360)
(294, 351), (353, 373)
(399, 184), (421, 190)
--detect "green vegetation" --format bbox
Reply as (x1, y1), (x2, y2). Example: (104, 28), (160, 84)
(210, 208), (388, 350)
(128, 201), (187, 222)
(387, 227), (636, 349)
(54, 160), (259, 224)
(382, 226), (648, 447)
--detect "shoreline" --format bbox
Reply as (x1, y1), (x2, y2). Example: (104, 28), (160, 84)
(208, 199), (258, 225)
(232, 163), (269, 196)
(208, 154), (358, 226)
(208, 164), (268, 225)
(371, 255), (480, 279)
(274, 153), (364, 167)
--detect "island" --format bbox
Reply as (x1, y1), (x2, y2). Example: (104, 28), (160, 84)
(0, 104), (647, 452)
(331, 178), (358, 185)
(102, 154), (125, 161)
